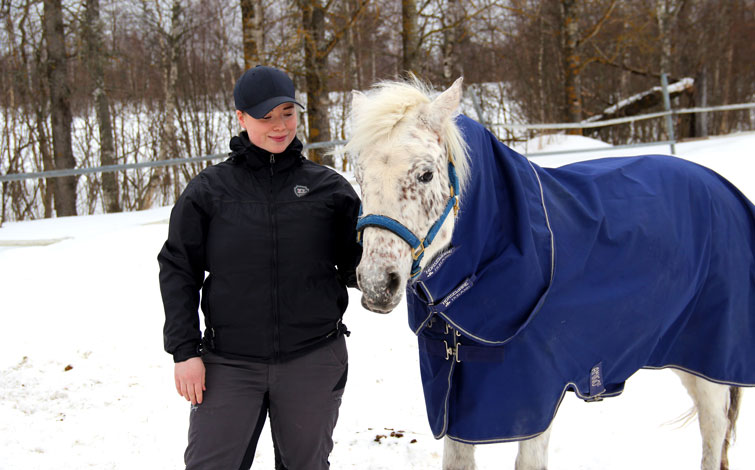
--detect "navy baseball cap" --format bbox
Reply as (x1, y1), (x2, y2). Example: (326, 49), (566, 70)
(234, 66), (304, 119)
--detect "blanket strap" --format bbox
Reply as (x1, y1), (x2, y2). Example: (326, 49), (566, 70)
(418, 331), (506, 363)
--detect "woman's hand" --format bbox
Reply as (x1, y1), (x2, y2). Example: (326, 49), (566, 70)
(174, 356), (206, 405)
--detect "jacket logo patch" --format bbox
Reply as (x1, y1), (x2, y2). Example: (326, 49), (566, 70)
(294, 185), (310, 197)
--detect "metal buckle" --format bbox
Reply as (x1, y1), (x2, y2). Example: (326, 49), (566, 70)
(444, 323), (461, 336)
(412, 242), (425, 260)
(443, 340), (462, 363)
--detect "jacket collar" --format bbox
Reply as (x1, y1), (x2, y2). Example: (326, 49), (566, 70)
(229, 131), (304, 172)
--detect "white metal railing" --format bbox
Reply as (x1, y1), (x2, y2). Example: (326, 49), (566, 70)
(1, 102), (753, 183)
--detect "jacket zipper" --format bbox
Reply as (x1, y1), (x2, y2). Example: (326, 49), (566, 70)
(269, 153), (280, 360)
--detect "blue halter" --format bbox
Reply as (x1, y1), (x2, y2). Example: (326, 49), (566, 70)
(357, 158), (461, 278)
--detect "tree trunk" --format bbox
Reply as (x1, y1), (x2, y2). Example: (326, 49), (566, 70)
(298, 0), (333, 167)
(694, 68), (708, 137)
(240, 0), (264, 69)
(43, 0), (77, 216)
(35, 108), (55, 218)
(401, 0), (419, 77)
(718, 1), (735, 134)
(344, 0), (359, 90)
(349, 0), (363, 90)
(560, 0), (582, 132)
(655, 0), (678, 77)
(85, 0), (120, 213)
(537, 12), (547, 123)
(141, 1), (182, 210)
(441, 0), (465, 86)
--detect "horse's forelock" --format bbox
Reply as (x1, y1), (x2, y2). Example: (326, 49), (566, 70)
(347, 78), (470, 196)
(347, 81), (430, 160)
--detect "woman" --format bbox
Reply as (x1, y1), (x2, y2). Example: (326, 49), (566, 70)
(158, 65), (361, 469)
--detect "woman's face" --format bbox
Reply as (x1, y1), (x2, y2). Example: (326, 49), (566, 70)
(236, 103), (298, 154)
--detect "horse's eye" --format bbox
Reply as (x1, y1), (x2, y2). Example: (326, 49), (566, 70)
(418, 171), (434, 183)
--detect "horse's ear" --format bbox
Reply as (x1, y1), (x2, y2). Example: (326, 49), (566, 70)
(351, 90), (367, 111)
(428, 77), (463, 129)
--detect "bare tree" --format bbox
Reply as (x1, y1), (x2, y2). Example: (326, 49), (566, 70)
(560, 0), (581, 128)
(297, 0), (368, 166)
(140, 0), (185, 209)
(84, 0), (120, 213)
(401, 0), (419, 76)
(440, 0), (467, 85)
(240, 0), (264, 68)
(1, 0), (753, 222)
(655, 0), (685, 77)
(43, 0), (77, 216)
(559, 0), (617, 129)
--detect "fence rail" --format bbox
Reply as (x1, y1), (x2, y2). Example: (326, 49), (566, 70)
(2, 102), (753, 183)
(488, 102), (755, 130)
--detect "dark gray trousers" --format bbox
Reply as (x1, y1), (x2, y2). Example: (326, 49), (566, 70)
(184, 335), (348, 470)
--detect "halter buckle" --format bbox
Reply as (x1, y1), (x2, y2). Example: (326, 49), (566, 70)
(412, 243), (425, 261)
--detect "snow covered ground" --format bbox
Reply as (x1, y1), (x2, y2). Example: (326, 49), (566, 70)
(1, 132), (754, 469)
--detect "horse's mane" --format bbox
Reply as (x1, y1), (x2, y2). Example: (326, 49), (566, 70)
(345, 77), (470, 194)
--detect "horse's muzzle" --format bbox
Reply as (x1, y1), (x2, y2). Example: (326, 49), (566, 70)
(360, 296), (396, 314)
(357, 266), (403, 314)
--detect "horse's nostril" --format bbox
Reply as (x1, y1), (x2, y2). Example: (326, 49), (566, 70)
(387, 271), (401, 294)
(356, 270), (363, 287)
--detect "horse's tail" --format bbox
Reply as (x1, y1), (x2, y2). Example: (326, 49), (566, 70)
(720, 386), (742, 470)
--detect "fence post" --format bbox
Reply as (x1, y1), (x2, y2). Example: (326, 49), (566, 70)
(660, 73), (676, 154)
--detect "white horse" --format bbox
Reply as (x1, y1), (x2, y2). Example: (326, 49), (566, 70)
(346, 77), (747, 470)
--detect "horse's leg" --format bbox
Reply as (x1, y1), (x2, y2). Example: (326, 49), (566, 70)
(442, 436), (476, 470)
(675, 370), (742, 470)
(515, 427), (552, 470)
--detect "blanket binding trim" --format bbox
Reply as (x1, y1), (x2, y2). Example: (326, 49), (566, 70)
(430, 157), (564, 442)
(412, 281), (436, 335)
(526, 159), (556, 284)
(444, 380), (624, 444)
(643, 364), (755, 388)
(435, 353), (458, 438)
(416, 158), (558, 346)
(443, 363), (755, 444)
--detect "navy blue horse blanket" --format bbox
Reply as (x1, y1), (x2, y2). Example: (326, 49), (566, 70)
(407, 115), (755, 443)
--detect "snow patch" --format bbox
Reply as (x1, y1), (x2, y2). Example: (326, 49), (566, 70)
(1, 132), (754, 469)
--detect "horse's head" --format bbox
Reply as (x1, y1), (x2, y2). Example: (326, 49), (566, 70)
(346, 77), (469, 313)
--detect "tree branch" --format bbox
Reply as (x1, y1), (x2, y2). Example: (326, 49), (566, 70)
(320, 0), (370, 58)
(578, 0), (617, 46)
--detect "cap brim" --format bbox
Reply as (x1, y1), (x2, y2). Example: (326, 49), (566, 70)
(244, 97), (305, 119)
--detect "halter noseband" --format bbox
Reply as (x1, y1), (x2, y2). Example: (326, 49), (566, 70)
(356, 157), (461, 278)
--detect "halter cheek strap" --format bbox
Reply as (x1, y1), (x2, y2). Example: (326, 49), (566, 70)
(357, 160), (460, 278)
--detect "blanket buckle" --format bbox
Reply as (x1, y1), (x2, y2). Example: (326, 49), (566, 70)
(444, 323), (462, 336)
(443, 340), (462, 363)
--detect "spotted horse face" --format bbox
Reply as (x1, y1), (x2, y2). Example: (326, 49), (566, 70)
(350, 78), (464, 313)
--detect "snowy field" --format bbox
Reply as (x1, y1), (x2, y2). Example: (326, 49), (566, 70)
(1, 132), (755, 469)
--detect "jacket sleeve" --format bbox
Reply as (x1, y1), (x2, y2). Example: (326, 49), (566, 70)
(157, 176), (209, 362)
(334, 179), (363, 289)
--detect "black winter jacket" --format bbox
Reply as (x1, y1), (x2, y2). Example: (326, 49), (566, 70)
(158, 134), (362, 363)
